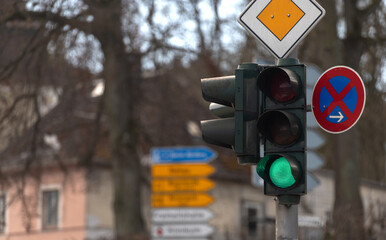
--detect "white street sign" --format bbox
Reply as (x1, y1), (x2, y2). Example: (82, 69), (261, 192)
(153, 239), (208, 240)
(238, 0), (325, 58)
(299, 215), (324, 227)
(152, 224), (214, 238)
(152, 208), (214, 223)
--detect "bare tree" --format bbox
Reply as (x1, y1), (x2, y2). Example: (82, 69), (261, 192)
(0, 0), (150, 238)
(300, 0), (385, 239)
(0, 0), (251, 238)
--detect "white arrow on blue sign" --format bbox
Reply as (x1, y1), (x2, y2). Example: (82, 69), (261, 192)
(151, 146), (217, 164)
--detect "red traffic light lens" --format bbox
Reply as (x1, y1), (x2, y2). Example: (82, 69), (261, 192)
(269, 71), (295, 103)
(257, 67), (300, 104)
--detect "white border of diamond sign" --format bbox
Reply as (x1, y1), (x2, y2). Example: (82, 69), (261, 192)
(238, 0), (325, 59)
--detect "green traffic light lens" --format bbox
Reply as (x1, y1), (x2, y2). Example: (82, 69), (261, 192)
(269, 157), (296, 188)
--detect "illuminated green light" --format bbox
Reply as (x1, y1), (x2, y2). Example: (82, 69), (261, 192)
(269, 157), (295, 188)
(256, 155), (270, 179)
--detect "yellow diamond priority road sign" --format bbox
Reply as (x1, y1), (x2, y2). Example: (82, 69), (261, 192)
(238, 0), (325, 59)
(257, 0), (305, 41)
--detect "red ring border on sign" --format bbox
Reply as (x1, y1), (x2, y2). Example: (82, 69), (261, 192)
(312, 66), (366, 134)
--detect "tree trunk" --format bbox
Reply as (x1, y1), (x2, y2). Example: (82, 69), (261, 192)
(300, 1), (364, 239)
(299, 0), (341, 69)
(332, 128), (364, 240)
(94, 1), (147, 239)
(332, 1), (365, 239)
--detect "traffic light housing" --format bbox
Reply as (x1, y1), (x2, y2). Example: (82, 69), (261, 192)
(201, 63), (263, 164)
(201, 75), (235, 149)
(256, 61), (307, 197)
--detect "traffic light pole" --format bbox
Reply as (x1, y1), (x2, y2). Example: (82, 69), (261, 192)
(275, 49), (300, 240)
(275, 195), (300, 240)
(276, 201), (299, 240)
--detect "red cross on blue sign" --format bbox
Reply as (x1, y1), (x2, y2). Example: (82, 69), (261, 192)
(312, 66), (366, 134)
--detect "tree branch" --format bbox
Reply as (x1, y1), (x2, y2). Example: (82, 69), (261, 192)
(0, 93), (36, 125)
(0, 24), (63, 83)
(4, 10), (92, 35)
(359, 0), (383, 19)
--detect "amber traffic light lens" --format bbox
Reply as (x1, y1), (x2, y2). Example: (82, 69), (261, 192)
(268, 112), (297, 145)
(258, 111), (301, 146)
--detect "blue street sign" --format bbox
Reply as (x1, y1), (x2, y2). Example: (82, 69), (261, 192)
(312, 66), (366, 134)
(151, 146), (217, 164)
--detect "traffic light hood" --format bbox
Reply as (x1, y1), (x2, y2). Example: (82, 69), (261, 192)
(201, 76), (235, 107)
(201, 118), (235, 149)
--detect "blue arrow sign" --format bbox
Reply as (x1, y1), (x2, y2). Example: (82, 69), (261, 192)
(151, 146), (217, 164)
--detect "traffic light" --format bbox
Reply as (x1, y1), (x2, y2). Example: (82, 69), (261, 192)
(201, 63), (263, 164)
(255, 60), (307, 197)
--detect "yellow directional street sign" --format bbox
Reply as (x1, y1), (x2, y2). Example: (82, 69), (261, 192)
(152, 193), (214, 208)
(152, 164), (215, 178)
(152, 178), (215, 193)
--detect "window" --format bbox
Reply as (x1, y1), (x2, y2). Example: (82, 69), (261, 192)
(42, 190), (59, 230)
(242, 202), (263, 240)
(0, 195), (5, 233)
(247, 207), (258, 236)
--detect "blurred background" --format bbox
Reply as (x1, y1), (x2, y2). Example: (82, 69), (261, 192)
(0, 0), (385, 240)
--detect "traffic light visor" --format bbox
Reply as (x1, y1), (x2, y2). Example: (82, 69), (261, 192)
(201, 118), (235, 148)
(201, 76), (235, 107)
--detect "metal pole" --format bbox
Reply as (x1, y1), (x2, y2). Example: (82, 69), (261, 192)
(287, 46), (299, 59)
(276, 200), (299, 240)
(275, 47), (300, 240)
(275, 47), (299, 65)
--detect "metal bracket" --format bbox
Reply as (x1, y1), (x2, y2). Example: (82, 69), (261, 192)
(306, 104), (313, 112)
(276, 195), (301, 206)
